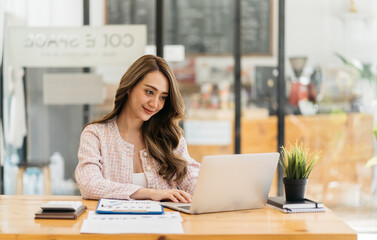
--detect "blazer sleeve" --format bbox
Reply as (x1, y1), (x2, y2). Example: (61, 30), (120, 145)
(75, 124), (141, 200)
(175, 137), (201, 195)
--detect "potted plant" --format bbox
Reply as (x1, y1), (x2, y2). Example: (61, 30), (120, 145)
(280, 142), (320, 201)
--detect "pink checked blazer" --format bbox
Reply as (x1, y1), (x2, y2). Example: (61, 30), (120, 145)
(75, 117), (200, 200)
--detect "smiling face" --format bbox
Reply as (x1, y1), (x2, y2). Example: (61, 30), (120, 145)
(124, 71), (169, 122)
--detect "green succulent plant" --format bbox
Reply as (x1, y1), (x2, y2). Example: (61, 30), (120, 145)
(280, 142), (320, 179)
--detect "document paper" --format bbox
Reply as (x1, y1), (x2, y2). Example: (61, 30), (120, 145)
(80, 211), (184, 234)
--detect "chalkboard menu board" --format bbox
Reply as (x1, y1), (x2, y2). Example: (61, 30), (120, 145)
(106, 0), (156, 45)
(106, 0), (272, 55)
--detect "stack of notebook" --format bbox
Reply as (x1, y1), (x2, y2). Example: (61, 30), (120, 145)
(267, 196), (326, 213)
(35, 201), (87, 219)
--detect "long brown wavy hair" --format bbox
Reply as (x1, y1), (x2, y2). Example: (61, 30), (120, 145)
(88, 55), (187, 185)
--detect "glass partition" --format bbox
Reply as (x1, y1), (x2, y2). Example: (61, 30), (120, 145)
(284, 0), (377, 214)
(163, 0), (236, 163)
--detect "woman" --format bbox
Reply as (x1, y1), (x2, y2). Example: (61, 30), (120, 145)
(75, 55), (200, 203)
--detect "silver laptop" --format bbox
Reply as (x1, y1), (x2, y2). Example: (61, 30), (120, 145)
(160, 152), (279, 214)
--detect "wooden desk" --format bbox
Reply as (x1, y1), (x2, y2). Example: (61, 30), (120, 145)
(0, 195), (356, 240)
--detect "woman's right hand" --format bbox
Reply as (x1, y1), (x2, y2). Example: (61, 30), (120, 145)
(131, 188), (192, 203)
